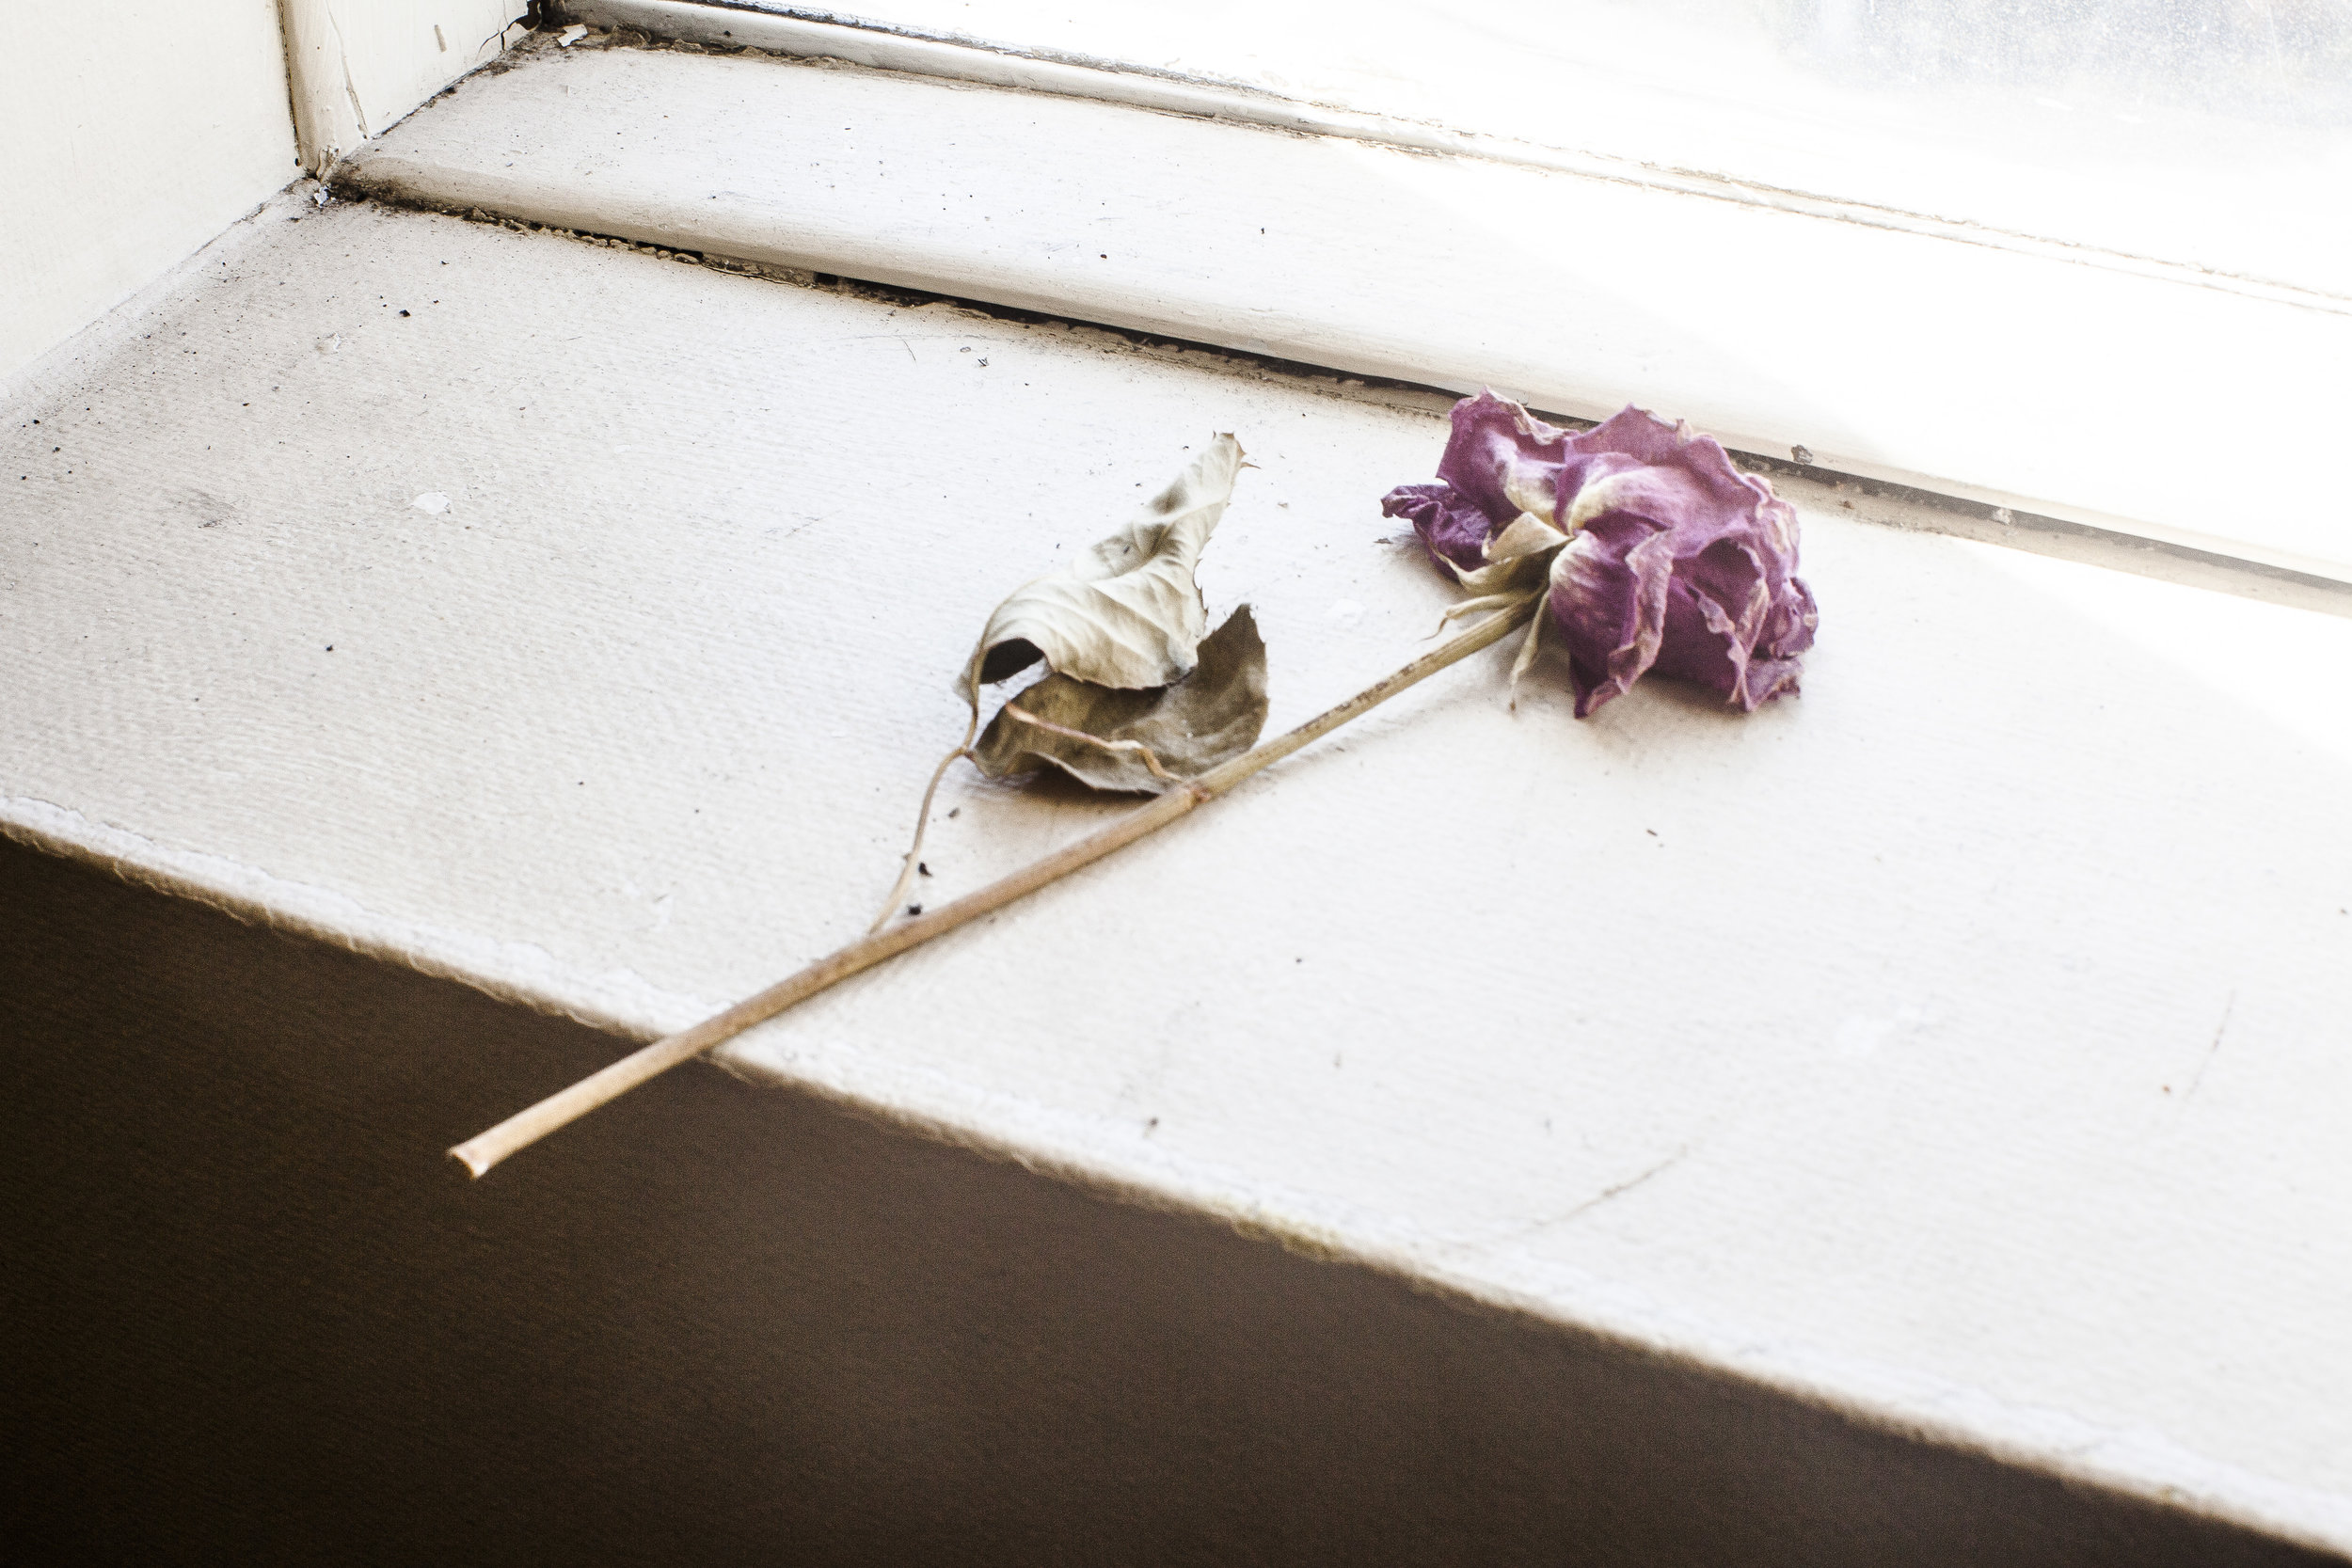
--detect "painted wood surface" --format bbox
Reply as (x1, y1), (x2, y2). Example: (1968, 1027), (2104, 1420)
(341, 39), (2352, 582)
(4, 197), (2350, 1548)
(280, 0), (530, 173)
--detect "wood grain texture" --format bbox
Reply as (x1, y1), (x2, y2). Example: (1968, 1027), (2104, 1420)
(4, 199), (2351, 1550)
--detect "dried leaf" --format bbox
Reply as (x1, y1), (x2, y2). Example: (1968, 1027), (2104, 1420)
(962, 436), (1244, 699)
(972, 606), (1268, 794)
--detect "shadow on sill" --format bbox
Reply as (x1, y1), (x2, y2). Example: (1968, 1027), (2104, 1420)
(0, 834), (2334, 1566)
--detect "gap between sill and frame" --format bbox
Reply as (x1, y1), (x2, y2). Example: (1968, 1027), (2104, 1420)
(554, 0), (2352, 320)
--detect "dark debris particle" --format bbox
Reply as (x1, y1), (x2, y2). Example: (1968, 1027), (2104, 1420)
(917, 862), (932, 877)
(906, 903), (923, 916)
(325, 645), (334, 651)
(399, 309), (411, 317)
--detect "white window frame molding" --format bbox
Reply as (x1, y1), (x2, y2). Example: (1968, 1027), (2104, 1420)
(337, 4), (2352, 604)
(279, 0), (532, 174)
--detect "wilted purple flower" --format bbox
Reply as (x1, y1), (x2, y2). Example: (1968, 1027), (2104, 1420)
(1381, 390), (1818, 717)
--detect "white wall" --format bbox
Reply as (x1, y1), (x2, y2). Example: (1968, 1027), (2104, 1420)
(0, 2), (299, 386)
(0, 1), (530, 389)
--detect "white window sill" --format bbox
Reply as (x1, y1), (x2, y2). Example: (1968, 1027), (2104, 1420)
(6, 26), (2352, 1560)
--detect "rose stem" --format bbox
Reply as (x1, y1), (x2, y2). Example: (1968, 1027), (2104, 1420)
(450, 594), (1539, 1178)
(866, 708), (977, 934)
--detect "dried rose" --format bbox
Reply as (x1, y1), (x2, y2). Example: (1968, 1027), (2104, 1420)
(1382, 390), (1817, 717)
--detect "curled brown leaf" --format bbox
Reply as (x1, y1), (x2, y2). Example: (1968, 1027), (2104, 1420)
(972, 606), (1268, 794)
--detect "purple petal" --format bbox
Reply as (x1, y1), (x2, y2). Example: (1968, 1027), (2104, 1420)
(1381, 483), (1496, 575)
(1761, 575), (1820, 662)
(1548, 518), (1675, 718)
(1649, 543), (1766, 708)
(1434, 389), (1577, 530)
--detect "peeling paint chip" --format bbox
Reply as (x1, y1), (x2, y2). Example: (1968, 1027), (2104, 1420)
(411, 492), (452, 515)
(558, 24), (588, 46)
